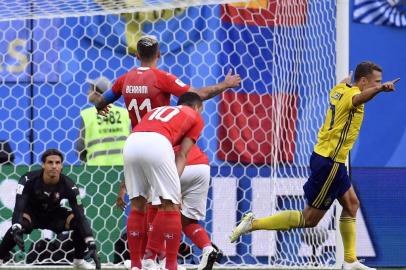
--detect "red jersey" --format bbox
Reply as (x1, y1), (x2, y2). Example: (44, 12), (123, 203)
(173, 144), (209, 165)
(133, 105), (204, 146)
(112, 67), (190, 128)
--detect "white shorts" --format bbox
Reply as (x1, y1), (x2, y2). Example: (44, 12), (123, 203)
(150, 164), (210, 220)
(123, 132), (181, 204)
(180, 164), (210, 221)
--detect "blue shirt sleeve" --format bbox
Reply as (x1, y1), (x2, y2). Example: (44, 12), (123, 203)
(103, 89), (120, 104)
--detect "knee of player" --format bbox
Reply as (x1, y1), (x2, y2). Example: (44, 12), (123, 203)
(352, 197), (360, 210)
(346, 199), (360, 216)
(302, 211), (323, 228)
(130, 196), (147, 212)
(159, 198), (180, 211)
(303, 217), (319, 228)
(181, 215), (198, 228)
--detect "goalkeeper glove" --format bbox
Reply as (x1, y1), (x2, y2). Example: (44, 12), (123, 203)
(11, 224), (24, 251)
(85, 238), (101, 269)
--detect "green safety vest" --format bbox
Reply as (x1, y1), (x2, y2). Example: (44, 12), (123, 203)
(81, 105), (130, 166)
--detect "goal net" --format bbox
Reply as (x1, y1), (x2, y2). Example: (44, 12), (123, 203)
(0, 0), (343, 268)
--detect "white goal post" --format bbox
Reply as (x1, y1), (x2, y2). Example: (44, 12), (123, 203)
(0, 0), (348, 268)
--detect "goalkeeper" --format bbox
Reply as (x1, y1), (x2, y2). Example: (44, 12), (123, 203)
(0, 149), (101, 269)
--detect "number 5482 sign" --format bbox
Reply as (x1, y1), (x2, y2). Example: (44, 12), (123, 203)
(96, 111), (122, 125)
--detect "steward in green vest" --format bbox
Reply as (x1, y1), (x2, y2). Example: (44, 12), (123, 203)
(77, 77), (130, 165)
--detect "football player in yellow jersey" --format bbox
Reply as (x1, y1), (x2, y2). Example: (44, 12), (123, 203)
(229, 61), (399, 270)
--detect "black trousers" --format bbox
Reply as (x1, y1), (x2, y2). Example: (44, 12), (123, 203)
(0, 207), (86, 261)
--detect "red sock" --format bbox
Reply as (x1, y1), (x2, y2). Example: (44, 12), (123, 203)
(127, 210), (146, 269)
(145, 210), (166, 260)
(162, 211), (181, 270)
(183, 223), (211, 249)
(146, 210), (181, 270)
(143, 205), (159, 256)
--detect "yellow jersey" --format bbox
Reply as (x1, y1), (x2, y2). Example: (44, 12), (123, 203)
(314, 83), (364, 163)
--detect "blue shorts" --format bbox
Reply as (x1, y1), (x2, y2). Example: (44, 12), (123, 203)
(303, 152), (351, 210)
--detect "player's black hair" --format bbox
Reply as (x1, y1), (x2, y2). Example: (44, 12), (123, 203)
(41, 149), (64, 163)
(177, 92), (203, 108)
(137, 36), (159, 60)
(354, 61), (383, 82)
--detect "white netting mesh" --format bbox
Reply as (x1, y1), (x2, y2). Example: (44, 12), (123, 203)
(0, 0), (244, 22)
(0, 0), (340, 268)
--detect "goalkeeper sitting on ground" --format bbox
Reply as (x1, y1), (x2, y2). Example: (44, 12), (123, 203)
(0, 149), (101, 269)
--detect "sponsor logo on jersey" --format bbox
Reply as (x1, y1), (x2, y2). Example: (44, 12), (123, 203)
(332, 92), (343, 100)
(126, 85), (148, 94)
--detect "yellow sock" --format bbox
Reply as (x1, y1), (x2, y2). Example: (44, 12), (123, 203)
(252, 210), (305, 231)
(340, 217), (357, 263)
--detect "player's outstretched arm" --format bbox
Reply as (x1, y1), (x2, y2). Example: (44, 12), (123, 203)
(352, 78), (400, 107)
(189, 69), (241, 100)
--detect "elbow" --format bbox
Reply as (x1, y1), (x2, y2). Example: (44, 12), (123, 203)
(189, 87), (211, 100)
(197, 91), (209, 101)
(353, 98), (365, 107)
(192, 89), (209, 101)
(352, 96), (361, 107)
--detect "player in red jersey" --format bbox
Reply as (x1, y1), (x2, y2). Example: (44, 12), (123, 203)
(123, 92), (203, 270)
(148, 145), (221, 270)
(95, 36), (238, 270)
(118, 144), (222, 270)
(172, 145), (222, 270)
(95, 35), (241, 128)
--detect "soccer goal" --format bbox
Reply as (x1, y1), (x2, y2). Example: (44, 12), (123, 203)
(0, 0), (348, 268)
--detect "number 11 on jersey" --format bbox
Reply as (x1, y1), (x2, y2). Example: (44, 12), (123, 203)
(128, 98), (152, 122)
